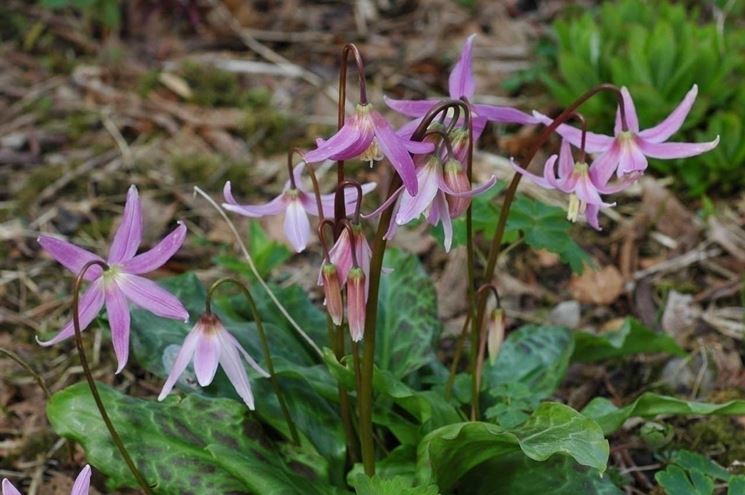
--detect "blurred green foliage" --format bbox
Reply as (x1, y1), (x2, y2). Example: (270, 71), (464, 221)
(39, 0), (121, 30)
(528, 0), (745, 196)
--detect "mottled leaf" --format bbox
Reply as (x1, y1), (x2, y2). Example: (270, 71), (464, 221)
(572, 318), (685, 363)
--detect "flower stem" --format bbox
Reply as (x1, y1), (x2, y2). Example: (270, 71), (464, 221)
(327, 315), (360, 463)
(358, 99), (470, 475)
(0, 347), (50, 399)
(72, 260), (154, 494)
(206, 277), (300, 445)
(443, 312), (471, 401)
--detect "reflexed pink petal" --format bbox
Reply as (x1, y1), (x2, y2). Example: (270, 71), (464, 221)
(158, 325), (200, 400)
(396, 161), (440, 225)
(511, 158), (553, 189)
(315, 182), (377, 218)
(585, 204), (601, 231)
(594, 174), (636, 195)
(448, 34), (476, 99)
(105, 285), (131, 374)
(70, 465), (92, 495)
(614, 87), (640, 134)
(121, 222), (186, 275)
(37, 236), (104, 281)
(108, 185), (143, 264)
(637, 135), (720, 160)
(533, 112), (614, 153)
(117, 274), (189, 321)
(217, 332), (256, 409)
(405, 139), (435, 155)
(193, 332), (220, 386)
(542, 155), (564, 190)
(437, 170), (497, 198)
(221, 330), (269, 377)
(472, 104), (538, 125)
(383, 95), (438, 118)
(283, 199), (311, 252)
(396, 117), (424, 140)
(574, 176), (613, 207)
(372, 112), (419, 195)
(304, 118), (367, 163)
(223, 182), (288, 217)
(37, 281), (105, 346)
(618, 141), (648, 176)
(639, 85), (698, 143)
(2, 479), (22, 495)
(558, 140), (574, 178)
(329, 228), (354, 284)
(436, 193), (454, 252)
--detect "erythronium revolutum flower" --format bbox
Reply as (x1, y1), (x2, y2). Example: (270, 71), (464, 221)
(320, 263), (344, 326)
(534, 85), (720, 183)
(324, 223), (372, 295)
(512, 140), (632, 230)
(347, 267), (366, 342)
(392, 156), (496, 250)
(223, 164), (376, 253)
(3, 465), (91, 495)
(37, 186), (188, 373)
(385, 34), (537, 139)
(159, 313), (269, 409)
(487, 308), (505, 366)
(303, 103), (434, 195)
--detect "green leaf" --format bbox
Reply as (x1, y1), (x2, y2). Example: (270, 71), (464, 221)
(128, 273), (345, 483)
(376, 249), (441, 378)
(572, 318), (685, 363)
(215, 220), (292, 279)
(730, 476), (745, 495)
(484, 325), (574, 403)
(47, 382), (342, 494)
(417, 402), (609, 491)
(656, 465), (715, 495)
(669, 450), (731, 482)
(583, 393), (745, 435)
(458, 453), (623, 495)
(352, 474), (440, 495)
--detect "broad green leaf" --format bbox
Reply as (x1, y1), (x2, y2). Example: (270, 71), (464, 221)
(583, 393), (745, 435)
(484, 325), (574, 403)
(656, 465), (714, 495)
(417, 402), (609, 491)
(128, 273), (345, 483)
(214, 220), (292, 279)
(458, 453), (623, 495)
(47, 382), (343, 494)
(376, 249), (441, 378)
(669, 450), (731, 482)
(730, 476), (745, 495)
(352, 474), (440, 495)
(572, 318), (685, 363)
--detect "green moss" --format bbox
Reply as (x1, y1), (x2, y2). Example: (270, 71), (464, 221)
(676, 415), (745, 468)
(15, 165), (67, 211)
(169, 152), (252, 187)
(137, 69), (161, 97)
(181, 61), (247, 108)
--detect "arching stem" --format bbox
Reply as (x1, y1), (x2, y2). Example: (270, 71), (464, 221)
(72, 260), (154, 494)
(206, 277), (300, 445)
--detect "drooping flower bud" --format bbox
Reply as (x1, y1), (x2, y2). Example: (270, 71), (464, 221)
(443, 159), (471, 218)
(487, 308), (506, 365)
(347, 267), (366, 342)
(321, 263), (343, 326)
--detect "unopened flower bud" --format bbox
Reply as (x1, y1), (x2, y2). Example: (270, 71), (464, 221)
(443, 159), (471, 218)
(347, 267), (366, 342)
(487, 308), (506, 365)
(321, 263), (343, 326)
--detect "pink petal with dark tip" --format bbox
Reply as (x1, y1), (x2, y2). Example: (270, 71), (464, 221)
(108, 185), (143, 264)
(37, 235), (104, 281)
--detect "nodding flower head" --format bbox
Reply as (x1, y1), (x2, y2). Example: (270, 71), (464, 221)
(347, 267), (366, 342)
(487, 308), (506, 366)
(303, 103), (434, 196)
(37, 185), (188, 373)
(320, 263), (344, 326)
(158, 313), (269, 410)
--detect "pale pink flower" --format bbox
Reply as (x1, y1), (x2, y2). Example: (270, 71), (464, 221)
(3, 465), (91, 495)
(158, 313), (269, 410)
(37, 186), (188, 373)
(223, 164), (375, 253)
(347, 267), (366, 342)
(534, 85), (719, 183)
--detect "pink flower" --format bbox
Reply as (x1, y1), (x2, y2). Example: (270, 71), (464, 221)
(3, 465), (91, 495)
(347, 267), (366, 342)
(385, 34), (537, 139)
(303, 104), (434, 195)
(320, 263), (343, 326)
(393, 157), (496, 250)
(512, 140), (632, 230)
(534, 85), (719, 183)
(37, 186), (188, 373)
(158, 313), (269, 410)
(326, 224), (372, 290)
(223, 164), (375, 253)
